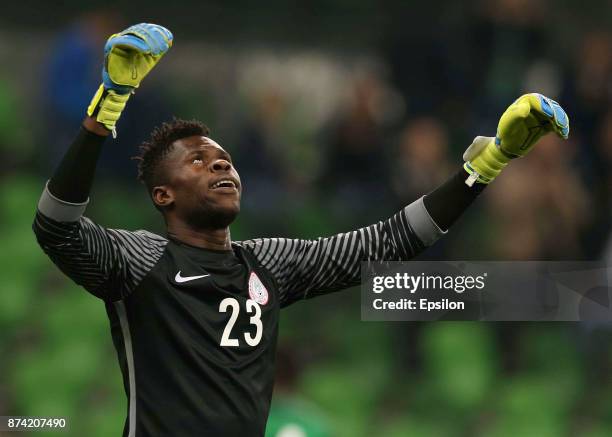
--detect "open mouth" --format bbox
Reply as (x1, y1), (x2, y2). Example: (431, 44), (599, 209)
(210, 178), (238, 192)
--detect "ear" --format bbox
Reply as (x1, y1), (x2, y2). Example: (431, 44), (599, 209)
(152, 185), (174, 208)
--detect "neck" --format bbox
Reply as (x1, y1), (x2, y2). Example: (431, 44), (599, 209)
(166, 219), (232, 251)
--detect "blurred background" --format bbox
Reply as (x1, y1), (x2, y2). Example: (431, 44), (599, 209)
(0, 0), (611, 435)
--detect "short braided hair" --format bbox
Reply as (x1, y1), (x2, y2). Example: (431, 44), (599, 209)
(134, 117), (210, 192)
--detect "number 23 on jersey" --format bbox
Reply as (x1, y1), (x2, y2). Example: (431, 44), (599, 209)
(218, 298), (263, 347)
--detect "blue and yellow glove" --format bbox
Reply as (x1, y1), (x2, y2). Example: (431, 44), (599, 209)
(463, 93), (570, 186)
(87, 23), (173, 137)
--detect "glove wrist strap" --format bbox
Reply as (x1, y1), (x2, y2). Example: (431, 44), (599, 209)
(464, 140), (510, 186)
(86, 84), (131, 138)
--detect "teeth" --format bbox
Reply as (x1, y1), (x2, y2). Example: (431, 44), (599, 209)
(211, 179), (235, 189)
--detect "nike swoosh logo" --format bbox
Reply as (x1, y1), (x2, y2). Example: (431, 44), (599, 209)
(175, 271), (211, 283)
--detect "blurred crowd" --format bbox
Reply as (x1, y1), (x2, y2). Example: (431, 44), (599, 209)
(2, 4), (608, 260)
(0, 1), (611, 435)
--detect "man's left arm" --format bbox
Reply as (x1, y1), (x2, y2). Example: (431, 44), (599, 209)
(243, 171), (479, 306)
(243, 93), (570, 307)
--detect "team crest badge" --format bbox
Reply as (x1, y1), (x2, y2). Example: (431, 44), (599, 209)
(248, 272), (269, 305)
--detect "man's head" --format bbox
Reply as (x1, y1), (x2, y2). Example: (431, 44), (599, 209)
(135, 118), (241, 230)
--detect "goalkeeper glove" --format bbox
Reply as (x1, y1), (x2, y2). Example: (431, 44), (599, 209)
(463, 93), (570, 186)
(87, 23), (173, 137)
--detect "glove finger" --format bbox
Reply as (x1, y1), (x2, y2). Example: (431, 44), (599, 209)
(139, 23), (172, 54)
(550, 99), (570, 139)
(135, 24), (165, 54)
(112, 24), (172, 55)
(509, 99), (532, 119)
(122, 25), (149, 41)
(123, 25), (162, 54)
(533, 94), (570, 139)
(156, 25), (174, 45)
(143, 24), (171, 54)
(108, 34), (150, 53)
(122, 25), (163, 54)
(495, 100), (530, 142)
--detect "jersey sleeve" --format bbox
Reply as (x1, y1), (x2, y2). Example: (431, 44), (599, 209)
(33, 184), (167, 300)
(241, 196), (446, 306)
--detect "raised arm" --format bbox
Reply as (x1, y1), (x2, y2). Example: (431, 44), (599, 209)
(33, 24), (172, 300)
(244, 93), (570, 307)
(242, 195), (446, 306)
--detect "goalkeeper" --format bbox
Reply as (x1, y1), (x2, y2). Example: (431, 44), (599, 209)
(32, 23), (569, 437)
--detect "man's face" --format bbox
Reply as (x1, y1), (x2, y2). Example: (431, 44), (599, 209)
(157, 135), (242, 229)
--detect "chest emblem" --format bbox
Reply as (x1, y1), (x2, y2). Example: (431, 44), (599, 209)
(248, 272), (269, 305)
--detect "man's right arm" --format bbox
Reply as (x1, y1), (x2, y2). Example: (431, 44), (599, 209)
(33, 120), (167, 300)
(48, 118), (109, 205)
(33, 24), (173, 300)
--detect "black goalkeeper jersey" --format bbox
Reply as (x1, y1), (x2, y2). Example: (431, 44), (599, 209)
(33, 184), (444, 437)
(107, 239), (280, 436)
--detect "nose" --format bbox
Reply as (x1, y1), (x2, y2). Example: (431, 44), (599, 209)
(210, 159), (231, 172)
